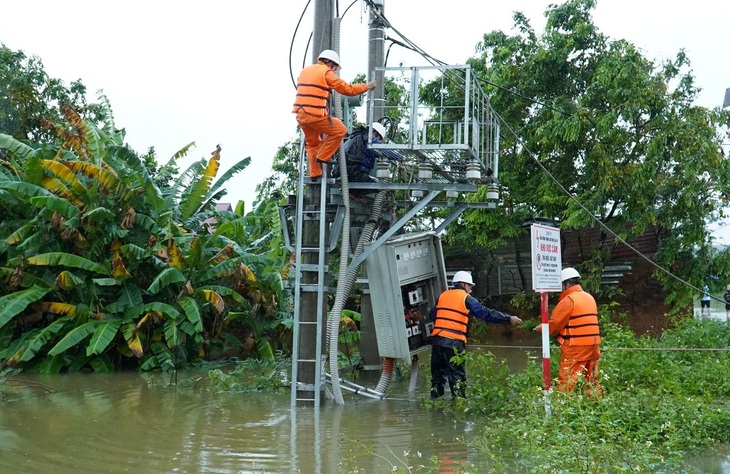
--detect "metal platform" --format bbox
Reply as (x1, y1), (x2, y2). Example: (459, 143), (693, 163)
(367, 64), (500, 187)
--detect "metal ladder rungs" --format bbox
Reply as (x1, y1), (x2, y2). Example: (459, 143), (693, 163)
(299, 263), (328, 271)
(291, 154), (330, 408)
(303, 178), (336, 185)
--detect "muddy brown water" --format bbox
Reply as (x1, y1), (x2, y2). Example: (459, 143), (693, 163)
(1, 345), (729, 473)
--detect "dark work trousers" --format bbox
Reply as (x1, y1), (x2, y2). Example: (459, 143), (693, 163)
(430, 337), (467, 398)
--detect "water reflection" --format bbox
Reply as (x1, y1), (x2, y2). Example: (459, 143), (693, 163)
(0, 371), (480, 473)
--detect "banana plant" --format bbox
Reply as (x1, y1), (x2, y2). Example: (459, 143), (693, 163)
(0, 99), (288, 373)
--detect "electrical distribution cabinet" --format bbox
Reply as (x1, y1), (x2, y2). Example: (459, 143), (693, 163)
(365, 232), (448, 364)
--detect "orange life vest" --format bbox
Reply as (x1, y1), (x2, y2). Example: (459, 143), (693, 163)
(430, 289), (469, 343)
(292, 63), (331, 117)
(558, 290), (601, 346)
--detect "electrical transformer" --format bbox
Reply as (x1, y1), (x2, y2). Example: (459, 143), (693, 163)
(365, 232), (448, 364)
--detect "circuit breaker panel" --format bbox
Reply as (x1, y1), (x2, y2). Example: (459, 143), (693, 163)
(365, 232), (448, 364)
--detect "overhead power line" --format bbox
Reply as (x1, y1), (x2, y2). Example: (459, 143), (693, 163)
(366, 0), (713, 303)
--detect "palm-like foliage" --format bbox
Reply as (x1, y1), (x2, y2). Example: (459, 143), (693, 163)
(0, 100), (290, 373)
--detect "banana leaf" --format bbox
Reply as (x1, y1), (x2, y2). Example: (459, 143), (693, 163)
(47, 322), (96, 356)
(179, 152), (220, 221)
(87, 320), (122, 356)
(40, 159), (87, 195)
(0, 285), (52, 329)
(9, 319), (66, 363)
(164, 319), (181, 347)
(147, 267), (186, 294)
(5, 222), (34, 245)
(199, 285), (248, 305)
(0, 133), (35, 158)
(0, 181), (53, 199)
(28, 196), (81, 219)
(208, 156), (251, 197)
(27, 252), (108, 275)
(142, 302), (180, 320)
(177, 296), (202, 332)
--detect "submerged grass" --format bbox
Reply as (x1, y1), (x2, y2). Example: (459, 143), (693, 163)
(425, 317), (730, 473)
(206, 354), (289, 392)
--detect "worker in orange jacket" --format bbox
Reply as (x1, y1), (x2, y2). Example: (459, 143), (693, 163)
(292, 50), (376, 179)
(429, 271), (522, 399)
(536, 267), (602, 395)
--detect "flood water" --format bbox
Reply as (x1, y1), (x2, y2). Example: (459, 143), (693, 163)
(1, 370), (485, 473)
(2, 345), (730, 473)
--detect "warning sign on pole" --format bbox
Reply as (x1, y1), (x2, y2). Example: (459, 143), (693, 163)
(531, 223), (562, 415)
(531, 223), (562, 292)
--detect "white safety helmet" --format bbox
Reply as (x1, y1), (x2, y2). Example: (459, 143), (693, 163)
(318, 49), (341, 66)
(560, 267), (581, 282)
(452, 271), (475, 286)
(371, 122), (387, 140)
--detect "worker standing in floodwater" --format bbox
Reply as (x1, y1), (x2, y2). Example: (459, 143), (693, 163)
(292, 49), (376, 179)
(535, 267), (602, 396)
(429, 271), (522, 399)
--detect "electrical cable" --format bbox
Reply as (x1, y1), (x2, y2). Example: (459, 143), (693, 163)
(384, 41), (395, 67)
(377, 4), (578, 119)
(341, 0), (359, 19)
(473, 344), (730, 352)
(368, 0), (720, 306)
(491, 104), (714, 302)
(303, 33), (312, 70)
(289, 0), (312, 89)
(474, 75), (573, 118)
(293, 0), (360, 86)
(327, 20), (349, 405)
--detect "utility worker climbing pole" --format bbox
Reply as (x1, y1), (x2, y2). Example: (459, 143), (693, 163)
(429, 271), (522, 399)
(535, 267), (603, 396)
(292, 49), (376, 179)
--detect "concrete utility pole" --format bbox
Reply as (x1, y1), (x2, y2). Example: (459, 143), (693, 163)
(367, 0), (386, 124)
(312, 0), (334, 62)
(360, 0), (387, 376)
(294, 0), (335, 405)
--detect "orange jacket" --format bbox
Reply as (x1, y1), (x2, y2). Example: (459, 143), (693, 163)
(430, 289), (469, 343)
(546, 285), (601, 346)
(292, 62), (369, 117)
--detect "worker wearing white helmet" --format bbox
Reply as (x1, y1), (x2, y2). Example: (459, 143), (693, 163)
(371, 122), (387, 140)
(333, 121), (402, 191)
(292, 49), (377, 179)
(428, 271), (523, 399)
(535, 267), (603, 396)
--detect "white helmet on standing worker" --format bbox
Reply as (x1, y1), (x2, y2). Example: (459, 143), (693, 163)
(452, 271), (475, 286)
(560, 267), (581, 283)
(371, 122), (387, 140)
(318, 49), (340, 66)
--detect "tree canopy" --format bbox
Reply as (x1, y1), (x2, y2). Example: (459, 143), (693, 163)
(0, 44), (103, 144)
(440, 0), (730, 302)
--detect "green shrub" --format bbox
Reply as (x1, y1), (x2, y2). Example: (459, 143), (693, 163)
(423, 319), (730, 472)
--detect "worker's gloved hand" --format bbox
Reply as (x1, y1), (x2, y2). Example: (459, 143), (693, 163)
(368, 176), (380, 183)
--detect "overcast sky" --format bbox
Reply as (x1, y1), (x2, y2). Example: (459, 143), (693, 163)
(2, 0), (729, 232)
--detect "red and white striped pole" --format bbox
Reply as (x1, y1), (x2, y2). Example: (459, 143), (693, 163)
(541, 292), (552, 416)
